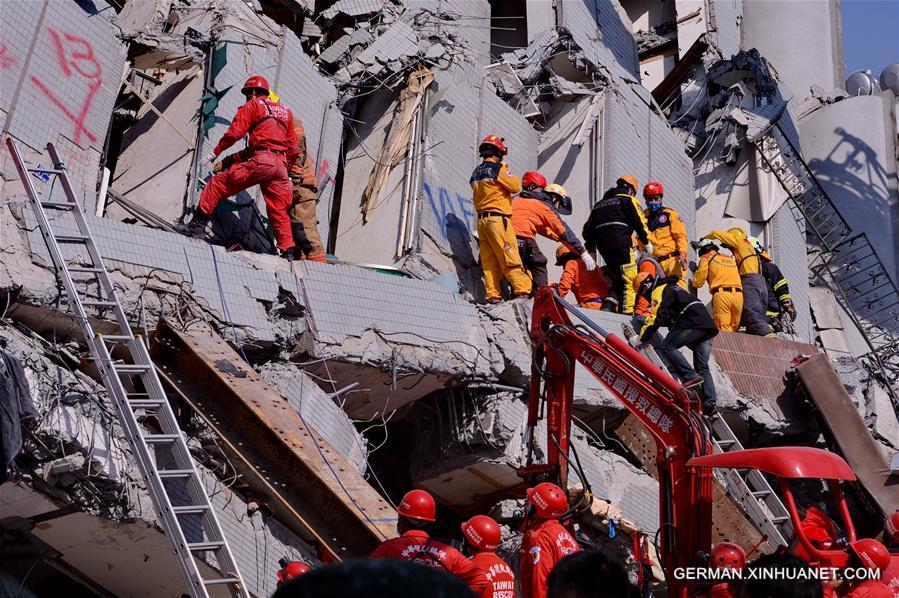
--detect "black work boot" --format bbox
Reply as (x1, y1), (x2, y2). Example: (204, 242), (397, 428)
(176, 211), (211, 240)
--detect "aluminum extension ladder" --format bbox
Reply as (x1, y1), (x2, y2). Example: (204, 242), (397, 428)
(6, 139), (249, 598)
(751, 123), (899, 405)
(621, 323), (793, 548)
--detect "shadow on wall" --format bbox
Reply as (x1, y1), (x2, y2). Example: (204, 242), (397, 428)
(806, 126), (893, 228)
(446, 213), (485, 300)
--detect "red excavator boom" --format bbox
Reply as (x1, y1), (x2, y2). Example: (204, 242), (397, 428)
(519, 287), (715, 596)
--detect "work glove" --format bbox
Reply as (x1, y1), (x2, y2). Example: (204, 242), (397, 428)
(628, 335), (645, 349)
(644, 242), (654, 256)
(200, 151), (217, 167)
(580, 251), (596, 271)
(679, 255), (688, 272)
(213, 161), (224, 174)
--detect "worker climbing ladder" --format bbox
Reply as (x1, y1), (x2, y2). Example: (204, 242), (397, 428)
(6, 139), (249, 598)
(750, 122), (899, 403)
(621, 324), (793, 548)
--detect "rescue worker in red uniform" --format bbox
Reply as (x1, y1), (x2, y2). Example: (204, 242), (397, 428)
(370, 489), (488, 594)
(520, 482), (581, 598)
(882, 511), (899, 598)
(461, 515), (516, 598)
(555, 245), (610, 310)
(187, 76), (299, 256)
(707, 542), (745, 598)
(841, 539), (892, 597)
(792, 504), (839, 564)
(276, 558), (310, 588)
(511, 174), (594, 292)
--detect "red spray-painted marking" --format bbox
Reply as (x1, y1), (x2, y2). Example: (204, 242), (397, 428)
(0, 46), (16, 70)
(31, 75), (100, 144)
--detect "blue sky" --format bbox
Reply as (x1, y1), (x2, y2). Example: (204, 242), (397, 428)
(841, 0), (899, 76)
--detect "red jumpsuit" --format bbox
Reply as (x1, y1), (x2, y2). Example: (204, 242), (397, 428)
(200, 97), (299, 251)
(842, 580), (894, 597)
(792, 505), (837, 563)
(471, 551), (516, 598)
(882, 554), (899, 597)
(370, 530), (489, 594)
(520, 519), (581, 598)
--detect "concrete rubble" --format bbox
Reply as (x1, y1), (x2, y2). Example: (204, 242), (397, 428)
(1, 0), (898, 595)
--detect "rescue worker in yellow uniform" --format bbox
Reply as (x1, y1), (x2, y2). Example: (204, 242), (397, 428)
(636, 182), (689, 288)
(691, 239), (743, 332)
(582, 175), (651, 314)
(469, 135), (532, 303)
(703, 227), (774, 336)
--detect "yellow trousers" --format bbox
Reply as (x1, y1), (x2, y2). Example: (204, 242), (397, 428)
(478, 215), (532, 301)
(659, 255), (687, 289)
(712, 290), (743, 331)
(621, 250), (637, 314)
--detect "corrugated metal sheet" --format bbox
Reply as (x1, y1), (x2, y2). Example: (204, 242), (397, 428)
(557, 0), (640, 81)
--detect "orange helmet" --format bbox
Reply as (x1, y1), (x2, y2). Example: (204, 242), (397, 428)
(522, 171), (547, 189)
(277, 561), (310, 584)
(886, 511), (899, 543)
(241, 75), (270, 96)
(526, 482), (568, 519)
(617, 175), (638, 193)
(634, 271), (656, 292)
(709, 542), (745, 570)
(479, 134), (508, 156)
(643, 182), (663, 197)
(397, 489), (436, 522)
(555, 245), (577, 266)
(461, 515), (501, 551)
(850, 538), (890, 571)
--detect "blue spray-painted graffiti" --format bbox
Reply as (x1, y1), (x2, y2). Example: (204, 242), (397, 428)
(423, 181), (476, 242)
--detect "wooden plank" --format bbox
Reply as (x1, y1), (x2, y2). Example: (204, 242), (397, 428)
(614, 414), (773, 554)
(151, 319), (396, 557)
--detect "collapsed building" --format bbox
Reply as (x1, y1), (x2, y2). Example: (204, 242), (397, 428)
(1, 0), (898, 595)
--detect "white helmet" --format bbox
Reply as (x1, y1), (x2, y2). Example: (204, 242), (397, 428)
(748, 236), (764, 254)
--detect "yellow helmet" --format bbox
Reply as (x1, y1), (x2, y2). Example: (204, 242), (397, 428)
(727, 226), (746, 237)
(555, 245), (577, 266)
(617, 174), (638, 193)
(546, 183), (567, 197)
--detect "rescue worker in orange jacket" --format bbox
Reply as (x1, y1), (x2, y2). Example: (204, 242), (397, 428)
(512, 174), (594, 291)
(582, 175), (651, 314)
(636, 182), (689, 288)
(842, 539), (893, 597)
(186, 76), (298, 256)
(370, 489), (488, 594)
(555, 245), (610, 310)
(288, 115), (326, 262)
(470, 135), (532, 303)
(461, 515), (516, 598)
(707, 542), (745, 598)
(703, 227), (774, 336)
(520, 482), (581, 598)
(634, 253), (665, 318)
(692, 239), (743, 332)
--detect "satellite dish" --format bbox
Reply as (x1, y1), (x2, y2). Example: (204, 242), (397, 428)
(880, 64), (899, 95)
(845, 70), (881, 96)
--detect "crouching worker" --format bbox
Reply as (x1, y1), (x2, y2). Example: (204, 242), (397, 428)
(692, 239), (742, 332)
(636, 273), (719, 414)
(555, 245), (610, 310)
(370, 489), (488, 594)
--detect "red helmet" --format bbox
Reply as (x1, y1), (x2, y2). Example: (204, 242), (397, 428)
(461, 515), (501, 552)
(397, 489), (436, 522)
(522, 171), (547, 189)
(277, 561), (310, 582)
(241, 75), (270, 96)
(479, 134), (508, 156)
(850, 538), (890, 571)
(526, 482), (568, 519)
(643, 182), (664, 197)
(709, 542), (746, 570)
(886, 511), (899, 544)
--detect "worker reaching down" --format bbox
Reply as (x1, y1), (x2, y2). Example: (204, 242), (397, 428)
(470, 135), (532, 303)
(752, 237), (796, 332)
(555, 245), (610, 310)
(512, 174), (594, 291)
(634, 252), (665, 318)
(183, 76), (298, 256)
(370, 489), (488, 594)
(520, 482), (581, 598)
(637, 273), (718, 414)
(692, 240), (743, 332)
